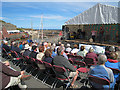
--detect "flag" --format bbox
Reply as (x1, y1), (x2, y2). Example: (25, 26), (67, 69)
(59, 31), (62, 36)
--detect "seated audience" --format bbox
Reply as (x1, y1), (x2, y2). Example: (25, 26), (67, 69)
(85, 47), (98, 64)
(105, 52), (120, 81)
(116, 46), (120, 62)
(65, 43), (72, 53)
(23, 44), (31, 57)
(71, 44), (79, 54)
(77, 46), (87, 57)
(37, 46), (44, 60)
(47, 42), (51, 49)
(89, 54), (115, 90)
(0, 61), (31, 90)
(19, 41), (23, 50)
(105, 46), (111, 59)
(29, 45), (38, 59)
(53, 48), (79, 88)
(12, 42), (21, 56)
(51, 47), (57, 58)
(2, 40), (11, 52)
(43, 49), (53, 64)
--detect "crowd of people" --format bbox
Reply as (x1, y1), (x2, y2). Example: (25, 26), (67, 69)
(1, 39), (120, 89)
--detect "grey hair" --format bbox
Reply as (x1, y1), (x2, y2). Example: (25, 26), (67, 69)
(109, 46), (115, 52)
(98, 54), (107, 65)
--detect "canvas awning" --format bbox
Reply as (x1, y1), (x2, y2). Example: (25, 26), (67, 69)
(65, 3), (119, 25)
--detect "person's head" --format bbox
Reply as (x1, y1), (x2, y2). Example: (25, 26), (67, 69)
(4, 40), (8, 45)
(14, 42), (18, 47)
(110, 52), (118, 60)
(19, 41), (22, 45)
(57, 47), (63, 56)
(67, 43), (70, 47)
(44, 49), (52, 57)
(89, 47), (94, 53)
(98, 54), (107, 65)
(39, 46), (44, 52)
(115, 46), (120, 51)
(80, 46), (85, 51)
(32, 45), (37, 51)
(74, 44), (78, 49)
(105, 46), (110, 51)
(109, 46), (115, 52)
(24, 44), (30, 50)
(48, 42), (51, 47)
(44, 42), (48, 47)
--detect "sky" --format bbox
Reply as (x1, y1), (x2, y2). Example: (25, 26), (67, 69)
(1, 0), (119, 29)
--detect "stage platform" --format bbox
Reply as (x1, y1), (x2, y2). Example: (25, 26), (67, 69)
(64, 39), (120, 47)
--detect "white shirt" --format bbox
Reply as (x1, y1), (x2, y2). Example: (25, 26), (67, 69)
(66, 47), (72, 53)
(71, 48), (79, 54)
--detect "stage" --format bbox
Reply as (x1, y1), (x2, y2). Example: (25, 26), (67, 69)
(64, 39), (120, 47)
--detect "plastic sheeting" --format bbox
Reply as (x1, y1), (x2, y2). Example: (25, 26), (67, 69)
(65, 3), (119, 25)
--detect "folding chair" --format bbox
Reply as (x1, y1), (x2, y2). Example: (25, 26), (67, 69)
(42, 61), (55, 84)
(53, 65), (72, 89)
(84, 58), (95, 68)
(74, 55), (84, 61)
(67, 54), (75, 60)
(2, 48), (11, 59)
(76, 61), (89, 80)
(34, 59), (44, 78)
(88, 75), (110, 90)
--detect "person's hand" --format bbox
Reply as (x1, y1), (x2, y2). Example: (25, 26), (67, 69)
(21, 71), (25, 75)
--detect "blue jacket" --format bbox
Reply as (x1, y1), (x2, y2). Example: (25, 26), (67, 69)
(105, 59), (120, 81)
(89, 65), (115, 90)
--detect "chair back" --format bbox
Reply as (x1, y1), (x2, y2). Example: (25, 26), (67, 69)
(88, 75), (110, 85)
(84, 58), (94, 67)
(43, 61), (52, 68)
(75, 61), (86, 67)
(2, 48), (7, 53)
(36, 59), (43, 64)
(11, 51), (19, 58)
(74, 55), (83, 61)
(109, 68), (120, 74)
(53, 65), (66, 73)
(67, 54), (75, 60)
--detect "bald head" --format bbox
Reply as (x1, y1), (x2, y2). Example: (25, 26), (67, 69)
(98, 54), (107, 65)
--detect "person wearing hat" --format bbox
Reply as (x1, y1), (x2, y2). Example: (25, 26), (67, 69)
(2, 40), (11, 52)
(23, 44), (31, 57)
(65, 43), (72, 53)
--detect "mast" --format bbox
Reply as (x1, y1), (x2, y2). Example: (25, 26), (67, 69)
(31, 18), (33, 41)
(41, 15), (43, 41)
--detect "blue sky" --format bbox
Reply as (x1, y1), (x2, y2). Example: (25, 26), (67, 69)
(1, 1), (119, 29)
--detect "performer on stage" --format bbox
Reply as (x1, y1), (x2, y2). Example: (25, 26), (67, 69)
(99, 26), (104, 43)
(91, 30), (97, 42)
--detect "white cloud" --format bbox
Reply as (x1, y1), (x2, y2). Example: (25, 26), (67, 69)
(30, 14), (70, 20)
(0, 17), (8, 20)
(2, 0), (120, 2)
